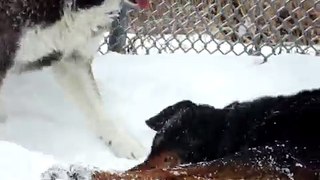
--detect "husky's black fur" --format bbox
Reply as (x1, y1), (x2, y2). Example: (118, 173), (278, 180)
(0, 0), (141, 77)
(0, 0), (110, 82)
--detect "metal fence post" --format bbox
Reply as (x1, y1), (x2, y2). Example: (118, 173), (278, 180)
(108, 4), (130, 53)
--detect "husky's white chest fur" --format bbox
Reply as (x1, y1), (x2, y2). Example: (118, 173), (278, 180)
(0, 0), (147, 160)
(14, 0), (120, 64)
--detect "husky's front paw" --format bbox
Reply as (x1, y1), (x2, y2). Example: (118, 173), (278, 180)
(100, 129), (146, 159)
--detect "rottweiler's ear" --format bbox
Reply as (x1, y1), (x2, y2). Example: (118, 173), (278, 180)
(145, 100), (196, 131)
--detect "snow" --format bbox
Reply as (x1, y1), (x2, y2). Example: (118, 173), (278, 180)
(1, 52), (320, 180)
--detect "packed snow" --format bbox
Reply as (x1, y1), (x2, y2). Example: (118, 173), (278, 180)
(0, 52), (320, 180)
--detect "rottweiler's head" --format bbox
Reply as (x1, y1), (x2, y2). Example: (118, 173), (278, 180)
(132, 100), (228, 170)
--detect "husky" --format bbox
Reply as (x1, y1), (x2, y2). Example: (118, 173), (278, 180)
(0, 0), (149, 159)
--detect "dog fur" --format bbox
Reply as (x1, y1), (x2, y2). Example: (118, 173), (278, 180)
(138, 89), (320, 170)
(94, 145), (318, 180)
(0, 0), (149, 159)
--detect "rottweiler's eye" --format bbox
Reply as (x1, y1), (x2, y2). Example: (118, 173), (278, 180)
(164, 156), (172, 162)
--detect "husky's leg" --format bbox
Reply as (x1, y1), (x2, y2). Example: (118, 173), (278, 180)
(52, 52), (145, 159)
(0, 31), (18, 140)
(0, 97), (7, 140)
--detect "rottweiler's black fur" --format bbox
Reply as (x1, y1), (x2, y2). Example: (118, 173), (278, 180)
(146, 89), (320, 170)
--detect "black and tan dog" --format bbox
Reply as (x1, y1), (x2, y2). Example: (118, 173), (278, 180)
(139, 89), (320, 169)
(96, 89), (320, 179)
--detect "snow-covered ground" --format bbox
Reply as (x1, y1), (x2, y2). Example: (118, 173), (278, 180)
(0, 52), (320, 179)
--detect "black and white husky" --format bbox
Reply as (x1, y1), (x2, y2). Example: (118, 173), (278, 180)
(0, 0), (149, 159)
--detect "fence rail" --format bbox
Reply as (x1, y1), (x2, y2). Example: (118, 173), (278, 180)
(100, 0), (320, 60)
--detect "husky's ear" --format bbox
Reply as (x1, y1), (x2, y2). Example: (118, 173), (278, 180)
(145, 100), (196, 131)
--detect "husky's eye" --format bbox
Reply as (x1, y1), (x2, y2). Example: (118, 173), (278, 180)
(105, 10), (120, 19)
(106, 10), (120, 15)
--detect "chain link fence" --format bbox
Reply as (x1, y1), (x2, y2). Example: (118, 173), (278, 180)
(100, 0), (320, 61)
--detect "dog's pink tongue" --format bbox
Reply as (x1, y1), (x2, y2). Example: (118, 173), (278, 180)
(136, 0), (150, 9)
